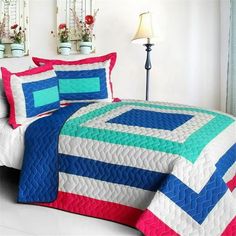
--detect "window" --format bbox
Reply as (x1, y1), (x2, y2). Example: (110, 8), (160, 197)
(0, 0), (29, 57)
(57, 0), (93, 54)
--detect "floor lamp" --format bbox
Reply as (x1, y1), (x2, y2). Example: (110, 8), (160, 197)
(132, 12), (155, 101)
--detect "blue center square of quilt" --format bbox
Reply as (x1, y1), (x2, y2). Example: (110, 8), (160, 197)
(107, 109), (193, 131)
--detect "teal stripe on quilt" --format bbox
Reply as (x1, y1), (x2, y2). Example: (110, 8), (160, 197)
(33, 86), (59, 107)
(59, 77), (100, 94)
(61, 102), (234, 163)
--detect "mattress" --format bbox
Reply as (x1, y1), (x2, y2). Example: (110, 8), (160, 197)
(0, 118), (37, 169)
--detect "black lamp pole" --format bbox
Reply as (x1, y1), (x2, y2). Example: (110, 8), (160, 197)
(144, 38), (154, 101)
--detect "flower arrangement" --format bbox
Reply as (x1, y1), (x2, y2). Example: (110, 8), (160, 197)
(58, 23), (70, 43)
(11, 24), (25, 44)
(51, 23), (71, 55)
(71, 9), (99, 42)
(0, 16), (6, 44)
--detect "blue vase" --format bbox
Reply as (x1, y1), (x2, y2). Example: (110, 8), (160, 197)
(11, 43), (24, 57)
(59, 42), (71, 56)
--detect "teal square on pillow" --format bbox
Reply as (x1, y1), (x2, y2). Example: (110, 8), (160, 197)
(56, 68), (108, 100)
(22, 77), (60, 117)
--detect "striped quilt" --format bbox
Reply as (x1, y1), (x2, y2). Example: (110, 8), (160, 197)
(18, 100), (236, 235)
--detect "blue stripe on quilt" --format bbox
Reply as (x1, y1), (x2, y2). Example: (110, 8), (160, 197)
(18, 103), (91, 203)
(156, 145), (235, 224)
(215, 143), (236, 177)
(159, 172), (227, 224)
(59, 144), (236, 224)
(59, 154), (167, 191)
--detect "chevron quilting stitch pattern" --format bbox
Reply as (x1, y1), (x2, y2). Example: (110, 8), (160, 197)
(18, 100), (236, 235)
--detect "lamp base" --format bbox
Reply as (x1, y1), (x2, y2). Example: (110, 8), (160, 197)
(144, 43), (154, 101)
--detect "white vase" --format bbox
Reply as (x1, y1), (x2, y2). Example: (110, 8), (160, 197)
(0, 44), (5, 58)
(11, 43), (24, 57)
(79, 41), (92, 55)
(59, 42), (71, 56)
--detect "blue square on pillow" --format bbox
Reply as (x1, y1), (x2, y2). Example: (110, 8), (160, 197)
(56, 68), (108, 100)
(22, 77), (60, 117)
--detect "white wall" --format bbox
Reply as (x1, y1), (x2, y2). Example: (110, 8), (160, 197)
(220, 0), (230, 112)
(0, 0), (221, 110)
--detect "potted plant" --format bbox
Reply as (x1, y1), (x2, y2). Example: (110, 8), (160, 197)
(0, 16), (6, 59)
(57, 24), (71, 56)
(72, 9), (98, 55)
(10, 24), (25, 57)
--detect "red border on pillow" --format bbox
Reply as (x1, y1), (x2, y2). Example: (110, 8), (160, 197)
(32, 53), (117, 97)
(1, 64), (54, 129)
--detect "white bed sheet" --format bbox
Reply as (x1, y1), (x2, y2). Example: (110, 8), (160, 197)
(0, 118), (32, 169)
(0, 109), (60, 169)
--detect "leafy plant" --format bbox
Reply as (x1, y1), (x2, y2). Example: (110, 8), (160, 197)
(71, 9), (99, 42)
(58, 23), (70, 43)
(11, 24), (25, 44)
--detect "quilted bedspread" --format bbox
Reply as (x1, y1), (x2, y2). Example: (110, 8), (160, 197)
(18, 100), (236, 235)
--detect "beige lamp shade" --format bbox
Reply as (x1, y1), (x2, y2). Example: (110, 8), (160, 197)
(132, 12), (154, 43)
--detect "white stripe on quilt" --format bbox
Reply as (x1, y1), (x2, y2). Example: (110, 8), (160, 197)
(67, 103), (109, 121)
(123, 99), (236, 119)
(148, 192), (204, 235)
(223, 163), (236, 183)
(59, 135), (179, 173)
(201, 190), (236, 235)
(148, 190), (236, 236)
(171, 122), (236, 193)
(123, 99), (195, 108)
(59, 123), (235, 193)
(59, 172), (155, 210)
(82, 105), (214, 143)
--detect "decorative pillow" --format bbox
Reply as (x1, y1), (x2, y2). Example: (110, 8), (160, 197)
(0, 79), (8, 118)
(32, 52), (117, 103)
(1, 65), (60, 128)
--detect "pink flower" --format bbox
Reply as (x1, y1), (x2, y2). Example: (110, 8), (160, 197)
(59, 23), (66, 30)
(85, 15), (94, 25)
(11, 24), (18, 29)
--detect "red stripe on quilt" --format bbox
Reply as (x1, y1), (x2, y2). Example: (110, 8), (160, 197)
(136, 209), (179, 236)
(221, 216), (236, 236)
(40, 191), (143, 227)
(227, 175), (236, 192)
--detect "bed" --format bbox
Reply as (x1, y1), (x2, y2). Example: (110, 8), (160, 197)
(14, 100), (236, 236)
(0, 53), (235, 235)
